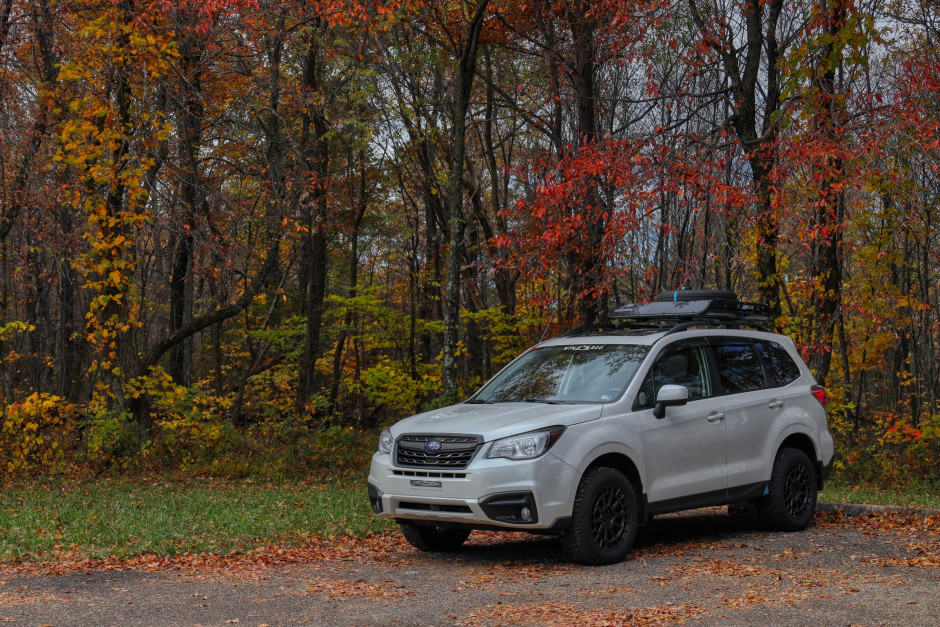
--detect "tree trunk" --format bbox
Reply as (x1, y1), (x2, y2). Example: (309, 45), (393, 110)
(296, 21), (331, 417)
(807, 0), (849, 386)
(169, 28), (206, 386)
(329, 153), (368, 415)
(567, 0), (605, 325)
(442, 0), (490, 401)
(689, 0), (785, 320)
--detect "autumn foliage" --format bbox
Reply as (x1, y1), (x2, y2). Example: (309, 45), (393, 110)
(0, 0), (938, 480)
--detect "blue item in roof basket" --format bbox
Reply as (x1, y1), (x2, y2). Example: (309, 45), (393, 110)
(655, 289), (737, 303)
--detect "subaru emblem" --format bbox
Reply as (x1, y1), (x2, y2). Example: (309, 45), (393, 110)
(425, 440), (443, 453)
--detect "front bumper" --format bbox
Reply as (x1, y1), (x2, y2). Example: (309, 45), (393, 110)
(368, 450), (577, 530)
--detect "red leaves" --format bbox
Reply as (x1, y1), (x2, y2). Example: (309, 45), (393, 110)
(499, 134), (755, 320)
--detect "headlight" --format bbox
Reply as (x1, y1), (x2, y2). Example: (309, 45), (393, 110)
(378, 429), (394, 454)
(486, 427), (565, 461)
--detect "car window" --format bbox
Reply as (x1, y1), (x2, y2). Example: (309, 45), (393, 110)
(754, 340), (801, 387)
(635, 345), (711, 409)
(472, 344), (649, 403)
(712, 341), (766, 394)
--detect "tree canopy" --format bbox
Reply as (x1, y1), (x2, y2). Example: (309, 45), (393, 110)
(0, 0), (938, 479)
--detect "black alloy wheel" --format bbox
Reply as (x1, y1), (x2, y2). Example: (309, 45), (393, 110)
(759, 447), (818, 531)
(590, 484), (631, 550)
(561, 467), (639, 565)
(783, 457), (813, 519)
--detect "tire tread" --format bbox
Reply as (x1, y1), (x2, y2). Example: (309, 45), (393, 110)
(399, 523), (471, 552)
(759, 447), (817, 531)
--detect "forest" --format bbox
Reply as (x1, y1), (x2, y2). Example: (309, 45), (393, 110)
(0, 0), (937, 481)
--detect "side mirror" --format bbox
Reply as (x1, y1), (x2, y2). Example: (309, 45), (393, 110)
(653, 384), (689, 419)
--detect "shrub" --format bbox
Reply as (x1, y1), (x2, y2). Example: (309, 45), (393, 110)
(1, 393), (77, 473)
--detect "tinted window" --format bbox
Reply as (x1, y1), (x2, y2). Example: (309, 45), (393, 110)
(713, 341), (765, 394)
(474, 344), (649, 404)
(636, 345), (711, 409)
(754, 340), (801, 387)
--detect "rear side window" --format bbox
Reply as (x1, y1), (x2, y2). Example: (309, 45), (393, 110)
(754, 340), (801, 387)
(712, 341), (765, 394)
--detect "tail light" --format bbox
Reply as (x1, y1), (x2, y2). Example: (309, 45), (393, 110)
(811, 385), (827, 408)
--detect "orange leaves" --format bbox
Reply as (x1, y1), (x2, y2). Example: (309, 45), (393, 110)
(305, 578), (414, 599)
(3, 532), (410, 577)
(461, 600), (707, 626)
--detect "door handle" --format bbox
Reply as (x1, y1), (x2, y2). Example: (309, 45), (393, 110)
(706, 412), (725, 423)
(768, 400), (784, 410)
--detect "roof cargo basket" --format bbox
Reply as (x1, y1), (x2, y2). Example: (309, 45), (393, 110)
(608, 290), (770, 333)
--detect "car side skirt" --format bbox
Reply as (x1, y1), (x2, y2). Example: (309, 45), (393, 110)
(646, 481), (769, 517)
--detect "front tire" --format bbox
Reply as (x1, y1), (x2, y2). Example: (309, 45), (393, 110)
(561, 467), (638, 565)
(759, 448), (817, 531)
(398, 523), (471, 552)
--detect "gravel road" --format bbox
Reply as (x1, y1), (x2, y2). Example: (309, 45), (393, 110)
(1, 506), (937, 626)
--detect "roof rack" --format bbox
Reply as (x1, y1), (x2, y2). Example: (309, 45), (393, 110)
(607, 295), (771, 333)
(556, 293), (772, 339)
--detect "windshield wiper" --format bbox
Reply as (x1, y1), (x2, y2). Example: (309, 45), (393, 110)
(464, 399), (495, 404)
(523, 398), (575, 405)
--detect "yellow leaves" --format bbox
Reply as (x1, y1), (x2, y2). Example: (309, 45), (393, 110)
(2, 394), (76, 474)
(896, 295), (930, 312)
(0, 321), (36, 342)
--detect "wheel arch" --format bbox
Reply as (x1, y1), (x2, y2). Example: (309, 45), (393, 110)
(584, 452), (647, 521)
(778, 433), (822, 489)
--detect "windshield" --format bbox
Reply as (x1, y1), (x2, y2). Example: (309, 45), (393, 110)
(471, 344), (649, 404)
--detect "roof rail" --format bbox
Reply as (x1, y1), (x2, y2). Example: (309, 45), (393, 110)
(559, 324), (618, 338)
(663, 319), (769, 335)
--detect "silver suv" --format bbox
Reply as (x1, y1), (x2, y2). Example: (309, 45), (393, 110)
(368, 292), (834, 564)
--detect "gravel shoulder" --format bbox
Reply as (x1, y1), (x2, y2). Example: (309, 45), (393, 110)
(1, 506), (938, 626)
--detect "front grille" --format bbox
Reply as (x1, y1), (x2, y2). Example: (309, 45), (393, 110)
(393, 470), (467, 479)
(396, 434), (482, 469)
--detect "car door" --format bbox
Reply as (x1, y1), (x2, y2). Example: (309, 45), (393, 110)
(637, 339), (728, 504)
(709, 337), (782, 490)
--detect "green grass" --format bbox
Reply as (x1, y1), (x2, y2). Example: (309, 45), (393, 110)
(2, 472), (936, 564)
(0, 477), (393, 562)
(820, 475), (940, 510)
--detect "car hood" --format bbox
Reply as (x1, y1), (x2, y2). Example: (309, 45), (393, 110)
(389, 402), (603, 442)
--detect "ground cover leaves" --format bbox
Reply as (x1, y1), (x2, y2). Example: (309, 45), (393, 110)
(0, 510), (937, 626)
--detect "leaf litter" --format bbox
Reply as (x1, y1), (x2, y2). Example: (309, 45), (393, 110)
(0, 511), (936, 625)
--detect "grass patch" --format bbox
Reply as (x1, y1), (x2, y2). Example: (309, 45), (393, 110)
(820, 475), (940, 510)
(4, 471), (936, 565)
(0, 477), (394, 563)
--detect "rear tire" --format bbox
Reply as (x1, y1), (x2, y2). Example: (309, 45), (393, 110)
(398, 523), (471, 551)
(561, 467), (638, 565)
(759, 448), (817, 531)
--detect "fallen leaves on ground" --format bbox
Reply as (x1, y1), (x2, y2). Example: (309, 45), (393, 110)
(459, 601), (706, 626)
(814, 511), (940, 536)
(0, 511), (936, 587)
(304, 578), (414, 599)
(0, 533), (411, 578)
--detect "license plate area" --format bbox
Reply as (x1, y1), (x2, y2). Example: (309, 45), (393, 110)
(409, 479), (443, 488)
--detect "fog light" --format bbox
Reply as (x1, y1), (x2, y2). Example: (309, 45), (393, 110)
(367, 484), (384, 515)
(480, 492), (537, 524)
